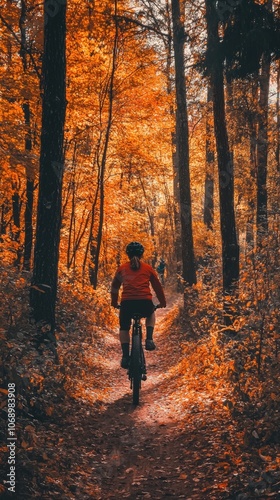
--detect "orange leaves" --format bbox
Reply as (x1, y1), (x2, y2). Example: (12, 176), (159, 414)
(179, 472), (187, 479)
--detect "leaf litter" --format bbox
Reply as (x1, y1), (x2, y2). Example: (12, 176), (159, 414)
(0, 274), (280, 499)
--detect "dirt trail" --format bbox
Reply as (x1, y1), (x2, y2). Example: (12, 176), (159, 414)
(48, 293), (232, 500)
(4, 287), (279, 499)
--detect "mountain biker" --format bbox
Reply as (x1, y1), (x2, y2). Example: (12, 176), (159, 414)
(111, 242), (167, 369)
(157, 257), (166, 285)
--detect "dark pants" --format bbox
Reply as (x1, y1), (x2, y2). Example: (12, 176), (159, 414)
(120, 299), (154, 330)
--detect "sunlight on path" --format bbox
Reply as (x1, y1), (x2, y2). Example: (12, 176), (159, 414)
(56, 290), (243, 500)
(100, 291), (184, 409)
(82, 291), (231, 499)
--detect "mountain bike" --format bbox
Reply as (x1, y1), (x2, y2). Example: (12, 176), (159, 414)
(118, 305), (159, 406)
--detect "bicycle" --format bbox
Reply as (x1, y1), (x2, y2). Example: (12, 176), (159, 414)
(117, 304), (159, 406)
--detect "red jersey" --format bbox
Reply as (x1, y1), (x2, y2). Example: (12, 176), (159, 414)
(111, 261), (166, 306)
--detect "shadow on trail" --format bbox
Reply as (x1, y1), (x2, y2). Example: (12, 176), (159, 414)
(48, 368), (237, 500)
(16, 362), (248, 500)
(57, 382), (238, 500)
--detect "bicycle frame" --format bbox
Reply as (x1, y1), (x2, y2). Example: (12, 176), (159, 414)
(116, 304), (159, 405)
(129, 313), (147, 405)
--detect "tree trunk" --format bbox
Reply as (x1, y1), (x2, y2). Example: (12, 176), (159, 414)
(205, 0), (239, 298)
(246, 79), (258, 252)
(90, 0), (118, 289)
(256, 52), (271, 245)
(19, 2), (35, 271)
(30, 0), (67, 332)
(22, 102), (34, 271)
(203, 85), (214, 229)
(12, 191), (20, 241)
(276, 60), (280, 173)
(171, 0), (196, 288)
(164, 0), (181, 276)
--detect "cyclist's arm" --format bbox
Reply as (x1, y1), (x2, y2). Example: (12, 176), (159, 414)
(150, 271), (166, 307)
(111, 272), (122, 307)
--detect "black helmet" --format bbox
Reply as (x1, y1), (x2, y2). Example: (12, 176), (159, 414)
(126, 242), (144, 257)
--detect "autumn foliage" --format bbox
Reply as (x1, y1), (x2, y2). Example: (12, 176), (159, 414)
(1, 0), (280, 498)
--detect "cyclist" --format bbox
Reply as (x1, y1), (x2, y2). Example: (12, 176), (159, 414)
(111, 242), (166, 369)
(157, 257), (166, 285)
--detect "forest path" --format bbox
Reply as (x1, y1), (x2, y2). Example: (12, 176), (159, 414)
(47, 290), (237, 500)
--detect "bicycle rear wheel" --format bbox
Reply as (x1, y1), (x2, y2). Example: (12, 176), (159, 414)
(131, 334), (141, 405)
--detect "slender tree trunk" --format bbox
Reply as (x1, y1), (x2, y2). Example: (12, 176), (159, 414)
(171, 0), (196, 288)
(138, 173), (155, 236)
(276, 60), (280, 172)
(22, 102), (34, 271)
(30, 0), (67, 332)
(12, 184), (22, 270)
(164, 0), (181, 275)
(204, 85), (214, 229)
(256, 52), (271, 245)
(246, 79), (258, 251)
(12, 189), (21, 241)
(91, 0), (119, 289)
(0, 205), (7, 236)
(205, 0), (239, 299)
(18, 1), (35, 271)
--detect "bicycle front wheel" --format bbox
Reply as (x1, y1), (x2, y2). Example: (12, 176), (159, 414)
(131, 334), (141, 405)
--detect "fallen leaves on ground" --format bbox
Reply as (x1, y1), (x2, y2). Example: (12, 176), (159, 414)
(1, 273), (280, 499)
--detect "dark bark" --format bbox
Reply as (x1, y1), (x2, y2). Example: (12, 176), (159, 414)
(164, 0), (181, 272)
(30, 0), (67, 331)
(90, 0), (118, 289)
(12, 192), (20, 239)
(246, 79), (258, 251)
(205, 0), (239, 296)
(19, 2), (35, 271)
(22, 102), (34, 271)
(171, 0), (196, 288)
(276, 60), (280, 172)
(138, 173), (155, 237)
(256, 52), (270, 245)
(203, 85), (214, 229)
(0, 203), (9, 236)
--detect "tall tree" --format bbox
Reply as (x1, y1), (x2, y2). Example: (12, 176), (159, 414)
(203, 85), (215, 229)
(171, 0), (196, 288)
(205, 0), (239, 297)
(220, 0), (280, 251)
(90, 0), (119, 289)
(19, 0), (37, 271)
(30, 0), (67, 332)
(256, 5), (271, 245)
(277, 59), (280, 173)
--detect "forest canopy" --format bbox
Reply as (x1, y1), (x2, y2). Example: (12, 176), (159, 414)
(0, 0), (279, 330)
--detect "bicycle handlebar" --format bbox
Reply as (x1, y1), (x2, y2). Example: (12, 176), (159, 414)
(114, 304), (161, 310)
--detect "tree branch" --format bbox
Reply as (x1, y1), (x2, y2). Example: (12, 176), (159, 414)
(0, 12), (41, 83)
(115, 14), (170, 40)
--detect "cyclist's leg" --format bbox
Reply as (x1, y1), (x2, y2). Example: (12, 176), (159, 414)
(119, 330), (130, 368)
(146, 311), (155, 328)
(119, 303), (132, 368)
(145, 303), (156, 350)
